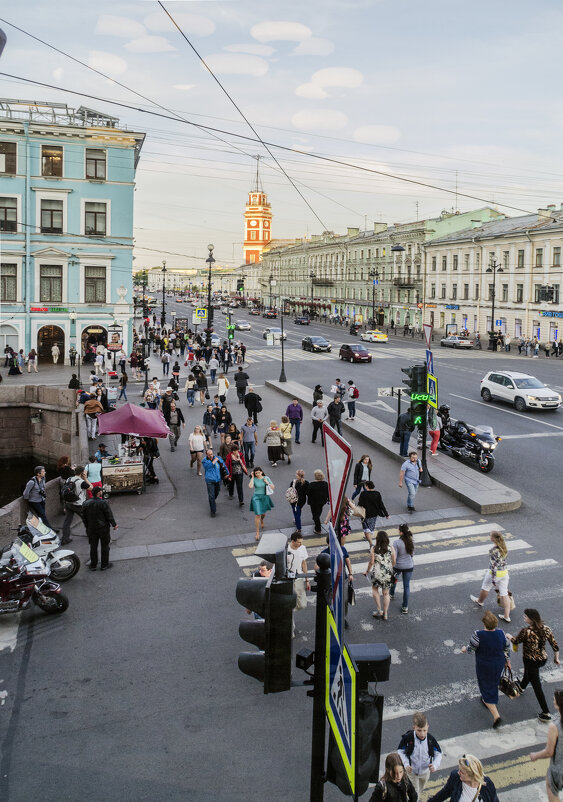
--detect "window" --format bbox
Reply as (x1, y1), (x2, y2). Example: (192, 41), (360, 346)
(40, 199), (63, 233)
(84, 266), (106, 303)
(0, 197), (17, 232)
(442, 256), (447, 271)
(501, 283), (508, 302)
(476, 252), (480, 268)
(503, 251), (509, 268)
(452, 285), (457, 300)
(85, 202), (107, 236)
(430, 284), (436, 299)
(249, 231), (257, 240)
(474, 284), (480, 300)
(41, 145), (63, 177)
(39, 265), (62, 302)
(440, 284), (446, 299)
(85, 148), (106, 180)
(553, 247), (561, 267)
(463, 284), (469, 300)
(431, 257), (436, 271)
(554, 284), (560, 304)
(0, 263), (17, 301)
(464, 253), (469, 270)
(0, 142), (16, 174)
(453, 255), (458, 271)
(534, 283), (541, 303)
(516, 284), (523, 303)
(517, 249), (524, 268)
(536, 248), (543, 267)
(375, 248), (379, 257)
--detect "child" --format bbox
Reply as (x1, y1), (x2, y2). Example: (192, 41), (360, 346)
(396, 712), (442, 796)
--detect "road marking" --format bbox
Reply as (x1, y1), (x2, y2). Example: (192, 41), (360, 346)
(449, 394), (563, 430)
(0, 615), (20, 653)
(497, 431), (563, 439)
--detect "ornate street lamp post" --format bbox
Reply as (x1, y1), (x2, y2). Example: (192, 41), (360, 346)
(486, 257), (503, 350)
(160, 261), (167, 327)
(206, 244), (215, 348)
(368, 268), (379, 327)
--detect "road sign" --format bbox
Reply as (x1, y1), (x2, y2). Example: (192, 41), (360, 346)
(423, 323), (433, 349)
(326, 608), (356, 796)
(328, 523), (345, 640)
(427, 373), (438, 409)
(323, 424), (353, 523)
(426, 349), (434, 375)
(194, 307), (207, 319)
(495, 319), (502, 326)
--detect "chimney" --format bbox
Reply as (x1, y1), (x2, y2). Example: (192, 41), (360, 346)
(373, 222), (387, 233)
(347, 227), (360, 237)
(538, 208), (552, 219)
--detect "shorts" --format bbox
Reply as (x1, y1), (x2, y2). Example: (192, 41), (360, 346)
(481, 570), (509, 596)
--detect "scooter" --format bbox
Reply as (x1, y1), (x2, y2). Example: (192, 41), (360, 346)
(440, 420), (501, 473)
(0, 539), (69, 616)
(0, 515), (80, 581)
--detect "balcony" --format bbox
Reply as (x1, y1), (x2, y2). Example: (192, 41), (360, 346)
(312, 278), (334, 287)
(393, 276), (417, 288)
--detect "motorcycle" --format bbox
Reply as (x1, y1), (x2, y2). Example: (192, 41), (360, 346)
(349, 324), (360, 336)
(439, 420), (501, 472)
(0, 515), (80, 582)
(0, 538), (69, 616)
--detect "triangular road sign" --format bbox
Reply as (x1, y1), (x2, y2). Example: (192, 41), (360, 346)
(323, 424), (353, 523)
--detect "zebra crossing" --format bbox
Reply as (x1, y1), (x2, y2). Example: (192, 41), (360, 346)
(231, 517), (562, 800)
(243, 344), (502, 366)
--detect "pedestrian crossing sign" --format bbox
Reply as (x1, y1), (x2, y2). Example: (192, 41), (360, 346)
(326, 607), (356, 795)
(427, 373), (438, 409)
(195, 308), (207, 318)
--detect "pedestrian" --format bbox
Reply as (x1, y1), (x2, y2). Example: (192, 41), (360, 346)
(189, 425), (207, 475)
(389, 523), (415, 614)
(286, 531), (310, 627)
(83, 393), (104, 440)
(263, 420), (284, 466)
(249, 466), (275, 540)
(346, 379), (359, 420)
(118, 371), (128, 401)
(365, 530), (395, 620)
(201, 448), (226, 518)
(529, 690), (563, 801)
(285, 398), (304, 443)
(23, 465), (54, 528)
(172, 361), (181, 383)
(241, 416), (258, 468)
(426, 754), (499, 802)
(427, 406), (441, 456)
(61, 465), (92, 545)
(470, 531), (512, 622)
(27, 348), (38, 373)
(234, 366), (249, 404)
(397, 408), (414, 457)
(85, 455), (103, 497)
(196, 370), (208, 405)
(244, 387), (262, 424)
(164, 400), (185, 452)
(216, 406), (232, 444)
(399, 451), (423, 512)
(161, 350), (170, 376)
(208, 354), (219, 385)
(312, 384), (323, 405)
(226, 422), (240, 445)
(397, 712), (442, 797)
(94, 350), (105, 376)
(219, 434), (234, 460)
(357, 480), (389, 546)
(287, 469), (309, 533)
(217, 372), (230, 404)
(332, 378), (346, 399)
(507, 608), (560, 722)
(225, 442), (248, 506)
(460, 610), (510, 728)
(279, 415), (293, 464)
(51, 343), (60, 364)
(82, 485), (118, 571)
(184, 373), (196, 407)
(327, 395), (344, 434)
(351, 454), (372, 500)
(202, 404), (218, 441)
(320, 524), (353, 628)
(369, 753), (417, 802)
(307, 469), (329, 535)
(311, 399), (328, 445)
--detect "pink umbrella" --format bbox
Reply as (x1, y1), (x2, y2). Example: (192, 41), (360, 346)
(98, 403), (170, 438)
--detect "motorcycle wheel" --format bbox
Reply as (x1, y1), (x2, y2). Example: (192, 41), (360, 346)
(479, 456), (494, 473)
(34, 591), (69, 614)
(50, 554), (80, 582)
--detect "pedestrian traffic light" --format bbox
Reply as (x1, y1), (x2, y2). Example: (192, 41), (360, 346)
(401, 365), (428, 426)
(227, 324), (236, 340)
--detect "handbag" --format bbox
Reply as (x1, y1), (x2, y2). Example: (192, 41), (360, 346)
(347, 579), (356, 606)
(265, 482), (274, 496)
(499, 664), (521, 698)
(205, 391), (210, 400)
(497, 590), (516, 611)
(348, 500), (366, 519)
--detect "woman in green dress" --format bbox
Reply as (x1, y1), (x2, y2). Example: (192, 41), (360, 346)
(249, 467), (275, 541)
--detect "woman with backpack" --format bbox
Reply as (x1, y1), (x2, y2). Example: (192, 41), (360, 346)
(287, 469), (309, 533)
(346, 380), (359, 420)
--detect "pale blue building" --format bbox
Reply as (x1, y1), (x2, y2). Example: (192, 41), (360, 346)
(0, 100), (144, 362)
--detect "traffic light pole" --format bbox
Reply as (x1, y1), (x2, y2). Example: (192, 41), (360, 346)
(420, 406), (432, 487)
(310, 552), (331, 802)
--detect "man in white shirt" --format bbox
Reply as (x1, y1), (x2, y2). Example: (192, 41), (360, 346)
(311, 400), (328, 446)
(95, 351), (105, 376)
(287, 531), (310, 633)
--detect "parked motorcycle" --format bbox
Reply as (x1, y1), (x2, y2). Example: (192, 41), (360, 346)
(440, 420), (501, 472)
(0, 538), (69, 616)
(0, 515), (80, 581)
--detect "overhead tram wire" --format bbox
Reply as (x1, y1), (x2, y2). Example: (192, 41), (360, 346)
(0, 70), (547, 220)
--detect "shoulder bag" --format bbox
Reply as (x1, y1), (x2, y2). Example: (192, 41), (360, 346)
(499, 664), (521, 698)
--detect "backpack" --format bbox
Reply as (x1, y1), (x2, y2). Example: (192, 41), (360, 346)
(285, 481), (298, 504)
(351, 386), (359, 399)
(61, 477), (79, 504)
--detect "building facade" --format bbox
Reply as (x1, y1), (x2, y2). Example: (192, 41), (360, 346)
(422, 206), (563, 340)
(0, 100), (144, 361)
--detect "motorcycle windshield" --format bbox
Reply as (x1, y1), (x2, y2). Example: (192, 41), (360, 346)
(10, 538), (42, 569)
(26, 515), (53, 536)
(473, 425), (495, 438)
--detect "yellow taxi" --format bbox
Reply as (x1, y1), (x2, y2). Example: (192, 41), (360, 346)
(360, 329), (388, 343)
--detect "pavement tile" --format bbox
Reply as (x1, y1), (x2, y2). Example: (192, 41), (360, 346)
(147, 540), (197, 556)
(112, 545), (149, 561)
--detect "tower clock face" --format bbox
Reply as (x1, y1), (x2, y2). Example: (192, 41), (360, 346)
(264, 221), (270, 228)
(249, 220), (258, 227)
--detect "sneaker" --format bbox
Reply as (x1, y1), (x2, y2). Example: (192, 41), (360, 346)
(239, 501), (244, 507)
(470, 595), (484, 607)
(100, 563), (113, 571)
(538, 712), (552, 723)
(401, 607), (408, 614)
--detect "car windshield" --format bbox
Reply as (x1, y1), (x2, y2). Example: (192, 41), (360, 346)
(514, 377), (545, 389)
(350, 345), (366, 351)
(311, 337), (327, 344)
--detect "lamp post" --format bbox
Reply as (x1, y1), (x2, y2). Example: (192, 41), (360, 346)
(368, 268), (379, 327)
(309, 270), (315, 317)
(279, 298), (287, 383)
(205, 244), (215, 348)
(69, 311), (80, 383)
(269, 273), (273, 309)
(486, 257), (503, 350)
(160, 261), (167, 328)
(171, 310), (177, 331)
(391, 244), (405, 327)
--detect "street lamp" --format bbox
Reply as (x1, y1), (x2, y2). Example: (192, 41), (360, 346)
(269, 273), (274, 309)
(368, 268), (379, 327)
(69, 311), (81, 384)
(171, 310), (177, 331)
(279, 298), (287, 383)
(485, 257), (503, 350)
(309, 270), (315, 316)
(161, 261), (167, 328)
(205, 244), (215, 348)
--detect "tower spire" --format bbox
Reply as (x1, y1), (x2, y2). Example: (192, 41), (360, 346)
(253, 155), (263, 192)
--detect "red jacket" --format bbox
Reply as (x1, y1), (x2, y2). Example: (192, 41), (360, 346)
(225, 451), (247, 479)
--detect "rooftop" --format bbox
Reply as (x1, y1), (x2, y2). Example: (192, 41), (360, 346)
(0, 99), (121, 128)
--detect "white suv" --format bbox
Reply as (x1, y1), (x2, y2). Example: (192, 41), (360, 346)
(480, 370), (562, 412)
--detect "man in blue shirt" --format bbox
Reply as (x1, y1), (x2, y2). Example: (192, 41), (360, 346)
(285, 399), (304, 444)
(201, 448), (226, 517)
(399, 450), (423, 512)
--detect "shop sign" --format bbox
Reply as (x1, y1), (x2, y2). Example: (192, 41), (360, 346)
(445, 304), (459, 310)
(30, 307), (69, 313)
(541, 311), (563, 318)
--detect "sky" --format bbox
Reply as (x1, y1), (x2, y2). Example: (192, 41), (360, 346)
(1, 0), (563, 270)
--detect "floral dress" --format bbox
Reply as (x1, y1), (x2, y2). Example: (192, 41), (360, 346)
(369, 547), (393, 590)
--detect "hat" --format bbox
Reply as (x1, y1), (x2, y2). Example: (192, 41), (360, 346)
(165, 388), (173, 393)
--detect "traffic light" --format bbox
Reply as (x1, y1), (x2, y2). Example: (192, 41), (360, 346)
(401, 365), (428, 426)
(237, 279), (245, 292)
(227, 324), (236, 340)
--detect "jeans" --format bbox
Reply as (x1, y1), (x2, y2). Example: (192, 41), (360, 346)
(243, 441), (255, 465)
(210, 369), (217, 384)
(520, 658), (549, 714)
(405, 481), (418, 508)
(228, 473), (244, 502)
(162, 362), (170, 375)
(88, 528), (111, 569)
(118, 388), (128, 400)
(186, 389), (195, 406)
(390, 567), (413, 608)
(62, 504), (84, 541)
(290, 420), (301, 441)
(351, 483), (365, 500)
(206, 480), (221, 513)
(347, 401), (356, 418)
(28, 500), (53, 529)
(291, 503), (302, 530)
(330, 417), (342, 435)
(399, 430), (411, 456)
(312, 420), (324, 444)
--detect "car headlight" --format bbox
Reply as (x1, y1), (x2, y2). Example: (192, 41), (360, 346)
(526, 395), (539, 401)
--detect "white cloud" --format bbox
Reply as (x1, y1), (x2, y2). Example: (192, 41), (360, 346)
(124, 36), (175, 54)
(203, 53), (269, 76)
(144, 11), (215, 37)
(224, 43), (275, 57)
(311, 67), (363, 89)
(292, 109), (348, 131)
(88, 51), (128, 76)
(293, 38), (334, 56)
(295, 83), (328, 100)
(250, 21), (312, 43)
(52, 68), (64, 83)
(353, 125), (401, 145)
(174, 84), (196, 92)
(95, 15), (146, 38)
